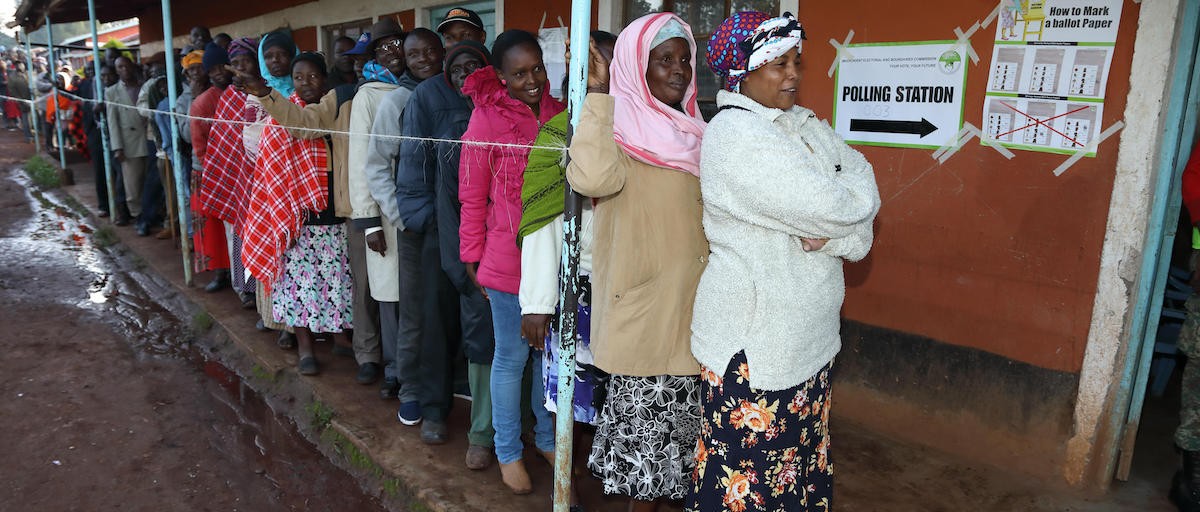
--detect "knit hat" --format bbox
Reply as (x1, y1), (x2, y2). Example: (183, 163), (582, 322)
(707, 11), (804, 92)
(291, 51), (328, 76)
(201, 41), (229, 71)
(260, 30), (297, 59)
(443, 40), (492, 88)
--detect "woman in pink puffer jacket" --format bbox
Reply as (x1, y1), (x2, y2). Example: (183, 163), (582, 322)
(457, 29), (565, 494)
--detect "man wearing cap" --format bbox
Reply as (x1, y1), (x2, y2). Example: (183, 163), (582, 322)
(437, 7), (487, 46)
(344, 32), (373, 83)
(347, 19), (410, 403)
(364, 27), (448, 442)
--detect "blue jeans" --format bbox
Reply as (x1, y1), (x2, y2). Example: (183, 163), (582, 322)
(488, 288), (553, 464)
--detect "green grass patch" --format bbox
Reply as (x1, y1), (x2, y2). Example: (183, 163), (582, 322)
(61, 194), (90, 217)
(250, 364), (278, 383)
(24, 155), (60, 189)
(191, 311), (213, 332)
(306, 400), (335, 430)
(92, 226), (118, 248)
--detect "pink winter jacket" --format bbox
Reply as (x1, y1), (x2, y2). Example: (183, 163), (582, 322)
(458, 66), (566, 295)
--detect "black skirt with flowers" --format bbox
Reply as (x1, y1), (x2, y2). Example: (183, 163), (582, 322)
(686, 351), (834, 512)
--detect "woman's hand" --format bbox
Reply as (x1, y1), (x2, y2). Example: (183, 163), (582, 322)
(801, 238), (829, 252)
(464, 262), (489, 301)
(521, 314), (551, 351)
(114, 149), (125, 163)
(587, 40), (610, 93)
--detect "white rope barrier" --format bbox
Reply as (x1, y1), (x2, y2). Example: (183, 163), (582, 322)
(0, 90), (568, 153)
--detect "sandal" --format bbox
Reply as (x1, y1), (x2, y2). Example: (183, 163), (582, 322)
(298, 356), (319, 376)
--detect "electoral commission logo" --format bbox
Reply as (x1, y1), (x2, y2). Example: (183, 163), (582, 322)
(939, 50), (963, 74)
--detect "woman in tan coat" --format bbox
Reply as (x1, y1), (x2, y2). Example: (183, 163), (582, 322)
(566, 13), (708, 511)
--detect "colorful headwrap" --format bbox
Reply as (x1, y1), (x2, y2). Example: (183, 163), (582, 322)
(259, 31), (299, 97)
(227, 37), (258, 59)
(362, 60), (399, 85)
(181, 50), (204, 69)
(707, 11), (805, 92)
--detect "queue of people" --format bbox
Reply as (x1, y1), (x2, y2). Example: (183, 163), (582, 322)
(73, 8), (880, 511)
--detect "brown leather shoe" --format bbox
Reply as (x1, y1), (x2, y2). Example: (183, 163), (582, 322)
(499, 459), (532, 494)
(465, 444), (492, 470)
(155, 229), (171, 240)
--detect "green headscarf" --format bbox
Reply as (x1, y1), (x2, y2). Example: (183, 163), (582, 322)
(518, 111), (570, 247)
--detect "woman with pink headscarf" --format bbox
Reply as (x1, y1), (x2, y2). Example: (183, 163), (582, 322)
(565, 12), (708, 511)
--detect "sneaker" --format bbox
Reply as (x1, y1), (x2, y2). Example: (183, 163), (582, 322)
(397, 401), (422, 426)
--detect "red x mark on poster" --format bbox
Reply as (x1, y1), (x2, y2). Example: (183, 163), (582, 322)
(995, 102), (1090, 148)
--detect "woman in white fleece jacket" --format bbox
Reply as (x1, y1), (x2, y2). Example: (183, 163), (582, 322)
(686, 12), (880, 512)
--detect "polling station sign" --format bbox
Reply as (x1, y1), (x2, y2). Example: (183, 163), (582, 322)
(834, 41), (968, 150)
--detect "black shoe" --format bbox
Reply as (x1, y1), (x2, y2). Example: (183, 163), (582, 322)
(135, 224), (149, 237)
(204, 270), (230, 293)
(255, 319), (269, 332)
(356, 362), (380, 385)
(1172, 450), (1200, 512)
(420, 420), (447, 445)
(239, 292), (256, 310)
(114, 215), (130, 226)
(277, 331), (296, 349)
(380, 377), (400, 400)
(298, 356), (319, 376)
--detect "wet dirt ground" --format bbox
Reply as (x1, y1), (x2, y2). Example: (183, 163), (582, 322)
(0, 128), (1182, 512)
(0, 139), (385, 511)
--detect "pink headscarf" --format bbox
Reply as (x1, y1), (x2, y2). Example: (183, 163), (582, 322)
(611, 13), (707, 177)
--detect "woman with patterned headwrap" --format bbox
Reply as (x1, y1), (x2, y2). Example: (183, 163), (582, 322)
(685, 12), (880, 512)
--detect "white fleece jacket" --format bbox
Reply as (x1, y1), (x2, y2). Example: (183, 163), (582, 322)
(690, 90), (881, 391)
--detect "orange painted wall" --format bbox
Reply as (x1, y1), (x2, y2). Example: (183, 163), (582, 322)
(795, 0), (1140, 373)
(504, 0), (599, 32)
(293, 26), (317, 51)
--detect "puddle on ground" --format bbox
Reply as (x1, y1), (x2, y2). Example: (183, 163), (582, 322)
(11, 171), (386, 511)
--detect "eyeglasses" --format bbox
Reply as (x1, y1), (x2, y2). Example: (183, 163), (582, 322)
(377, 38), (403, 53)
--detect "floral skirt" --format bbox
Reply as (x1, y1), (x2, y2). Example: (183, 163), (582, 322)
(270, 224), (353, 333)
(543, 276), (609, 425)
(686, 351), (834, 512)
(588, 373), (701, 501)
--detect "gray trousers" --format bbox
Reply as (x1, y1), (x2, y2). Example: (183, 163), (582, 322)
(392, 228), (427, 404)
(346, 222), (381, 364)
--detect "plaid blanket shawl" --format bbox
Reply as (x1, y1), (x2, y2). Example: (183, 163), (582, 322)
(241, 93), (329, 288)
(198, 87), (251, 224)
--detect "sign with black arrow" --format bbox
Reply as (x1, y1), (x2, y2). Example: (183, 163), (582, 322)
(850, 118), (938, 138)
(833, 41), (967, 149)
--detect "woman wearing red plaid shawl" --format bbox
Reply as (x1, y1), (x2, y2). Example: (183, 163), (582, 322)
(246, 53), (352, 376)
(199, 37), (260, 309)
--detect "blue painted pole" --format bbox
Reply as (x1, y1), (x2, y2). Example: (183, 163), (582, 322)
(160, 0), (193, 286)
(45, 16), (67, 170)
(21, 28), (39, 152)
(88, 0), (119, 222)
(552, 1), (591, 511)
(1107, 2), (1200, 480)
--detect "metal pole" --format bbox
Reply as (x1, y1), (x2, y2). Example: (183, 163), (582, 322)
(552, 2), (590, 511)
(160, 0), (193, 286)
(45, 16), (67, 169)
(88, 0), (119, 222)
(21, 28), (40, 152)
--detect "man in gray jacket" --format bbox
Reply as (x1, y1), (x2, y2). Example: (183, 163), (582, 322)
(105, 55), (147, 224)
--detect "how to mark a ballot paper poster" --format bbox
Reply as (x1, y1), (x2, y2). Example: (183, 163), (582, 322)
(834, 41), (967, 150)
(983, 0), (1123, 155)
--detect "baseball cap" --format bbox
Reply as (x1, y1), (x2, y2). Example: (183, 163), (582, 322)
(344, 32), (373, 56)
(437, 7), (484, 33)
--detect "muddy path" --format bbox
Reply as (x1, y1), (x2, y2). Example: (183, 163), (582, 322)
(0, 148), (386, 511)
